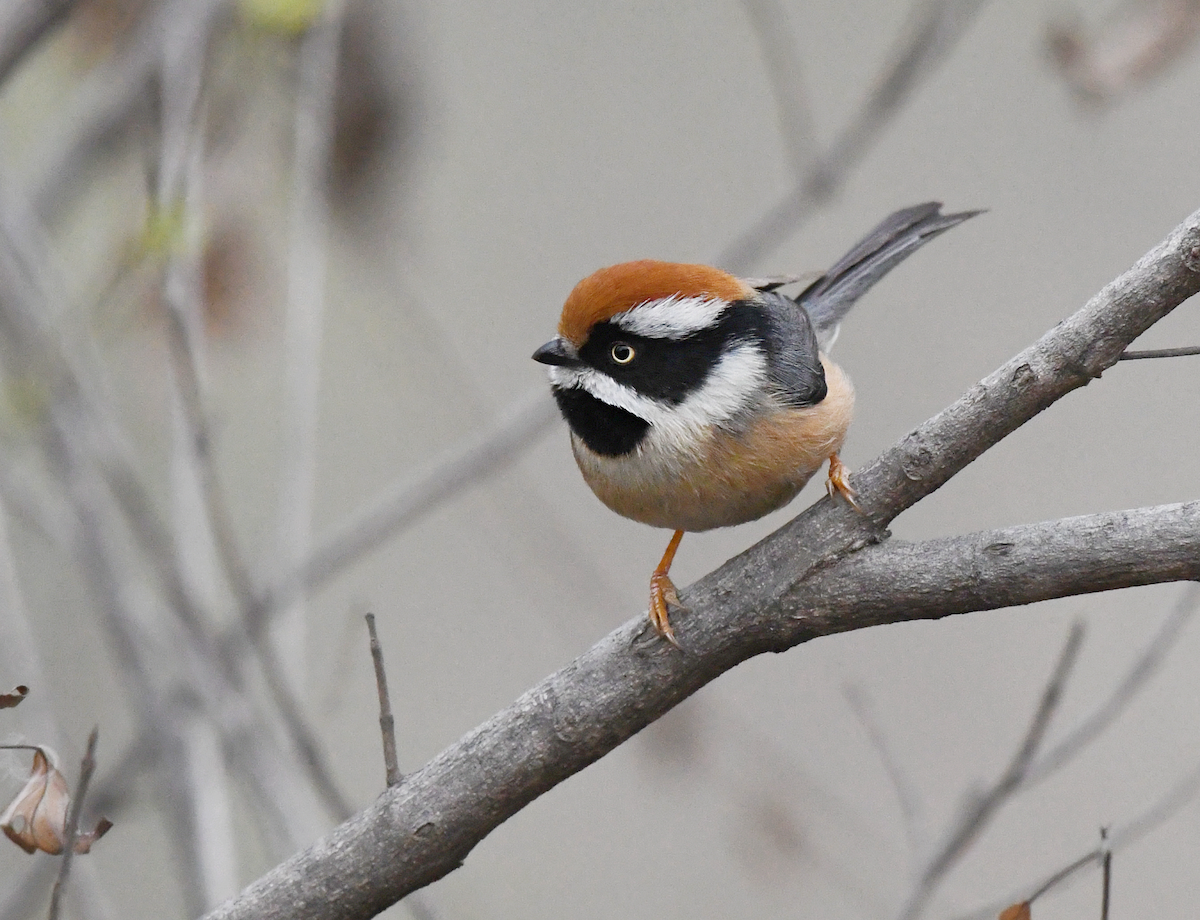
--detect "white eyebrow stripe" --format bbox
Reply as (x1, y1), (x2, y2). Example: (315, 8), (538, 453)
(545, 343), (767, 455)
(611, 295), (730, 340)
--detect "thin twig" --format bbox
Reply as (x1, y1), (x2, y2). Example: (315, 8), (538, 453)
(163, 299), (356, 824)
(738, 0), (819, 178)
(718, 0), (991, 271)
(1026, 849), (1101, 905)
(1118, 345), (1200, 359)
(0, 0), (81, 86)
(252, 637), (355, 821)
(48, 726), (99, 920)
(366, 614), (402, 788)
(156, 7), (241, 904)
(246, 390), (558, 637)
(162, 282), (257, 607)
(30, 0), (230, 221)
(271, 0), (348, 692)
(844, 684), (923, 856)
(951, 756), (1200, 920)
(1099, 829), (1111, 920)
(895, 623), (1085, 920)
(1024, 582), (1199, 786)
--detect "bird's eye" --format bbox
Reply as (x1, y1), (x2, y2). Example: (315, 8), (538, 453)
(610, 343), (636, 365)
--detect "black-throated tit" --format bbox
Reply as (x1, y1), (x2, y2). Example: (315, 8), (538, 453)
(533, 203), (977, 645)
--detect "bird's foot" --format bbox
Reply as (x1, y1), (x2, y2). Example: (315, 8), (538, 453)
(826, 453), (862, 511)
(649, 572), (685, 649)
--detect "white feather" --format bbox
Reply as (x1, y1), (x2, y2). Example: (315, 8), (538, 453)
(546, 343), (767, 460)
(611, 295), (729, 340)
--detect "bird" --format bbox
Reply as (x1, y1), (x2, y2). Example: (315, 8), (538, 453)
(532, 202), (978, 646)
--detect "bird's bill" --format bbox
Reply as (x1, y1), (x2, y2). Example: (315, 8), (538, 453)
(532, 337), (582, 367)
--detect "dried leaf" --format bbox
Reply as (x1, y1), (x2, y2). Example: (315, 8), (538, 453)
(0, 685), (28, 709)
(999, 902), (1032, 920)
(1, 748), (111, 854)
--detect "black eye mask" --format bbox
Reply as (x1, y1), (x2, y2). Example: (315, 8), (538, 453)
(577, 303), (772, 405)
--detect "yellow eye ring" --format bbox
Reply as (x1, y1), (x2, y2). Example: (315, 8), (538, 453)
(610, 343), (635, 365)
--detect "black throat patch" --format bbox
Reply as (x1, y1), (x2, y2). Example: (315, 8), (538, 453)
(551, 386), (649, 457)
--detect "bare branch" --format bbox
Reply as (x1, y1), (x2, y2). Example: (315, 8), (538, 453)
(270, 0), (348, 692)
(1026, 848), (1101, 904)
(1119, 345), (1200, 359)
(251, 637), (355, 821)
(738, 0), (818, 177)
(200, 206), (1200, 920)
(844, 684), (923, 855)
(247, 390), (558, 635)
(202, 502), (1200, 920)
(950, 752), (1200, 920)
(718, 0), (991, 271)
(47, 726), (99, 920)
(1024, 582), (1199, 786)
(0, 0), (81, 86)
(895, 624), (1084, 920)
(366, 614), (402, 788)
(29, 0), (230, 220)
(1100, 829), (1112, 920)
(161, 250), (256, 608)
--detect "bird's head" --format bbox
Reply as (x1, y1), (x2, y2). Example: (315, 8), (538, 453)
(532, 260), (782, 458)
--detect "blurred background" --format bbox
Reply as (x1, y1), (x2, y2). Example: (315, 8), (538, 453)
(1, 0), (1199, 917)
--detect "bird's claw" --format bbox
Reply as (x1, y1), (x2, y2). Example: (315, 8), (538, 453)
(826, 453), (862, 512)
(649, 572), (685, 649)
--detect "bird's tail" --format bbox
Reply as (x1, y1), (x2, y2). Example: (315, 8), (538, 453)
(797, 202), (980, 350)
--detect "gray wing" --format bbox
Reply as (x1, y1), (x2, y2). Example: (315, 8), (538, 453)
(757, 291), (828, 409)
(795, 202), (980, 351)
(743, 271), (821, 292)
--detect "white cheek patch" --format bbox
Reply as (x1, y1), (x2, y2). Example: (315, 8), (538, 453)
(611, 295), (729, 340)
(548, 343), (767, 458)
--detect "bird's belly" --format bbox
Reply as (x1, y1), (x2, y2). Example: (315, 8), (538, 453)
(571, 368), (854, 532)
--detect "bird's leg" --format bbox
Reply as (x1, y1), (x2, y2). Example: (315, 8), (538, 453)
(826, 452), (861, 511)
(649, 529), (686, 648)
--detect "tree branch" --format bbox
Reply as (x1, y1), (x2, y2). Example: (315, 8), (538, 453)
(0, 0), (80, 86)
(717, 0), (992, 271)
(47, 726), (100, 920)
(203, 207), (1200, 920)
(896, 623), (1084, 920)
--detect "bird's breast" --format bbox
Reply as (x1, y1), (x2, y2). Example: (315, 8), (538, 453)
(572, 359), (854, 532)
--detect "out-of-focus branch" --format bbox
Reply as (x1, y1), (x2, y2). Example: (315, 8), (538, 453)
(894, 624), (1084, 920)
(950, 740), (1200, 920)
(718, 0), (991, 271)
(738, 0), (818, 177)
(245, 389), (558, 637)
(845, 685), (923, 855)
(1024, 582), (1198, 785)
(201, 208), (1200, 920)
(0, 0), (81, 86)
(155, 8), (242, 905)
(162, 212), (355, 826)
(30, 0), (230, 221)
(269, 0), (348, 691)
(47, 726), (100, 920)
(847, 581), (1198, 912)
